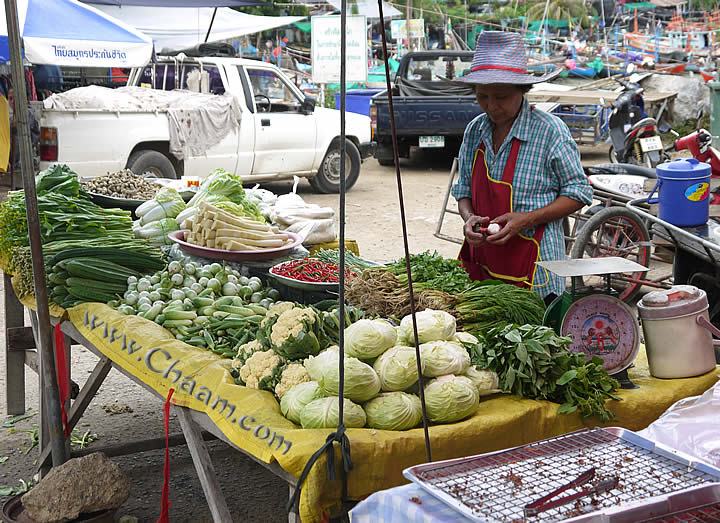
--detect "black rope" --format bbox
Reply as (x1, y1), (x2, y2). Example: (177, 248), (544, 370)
(377, 0), (433, 463)
(287, 426), (353, 514)
(287, 0), (353, 517)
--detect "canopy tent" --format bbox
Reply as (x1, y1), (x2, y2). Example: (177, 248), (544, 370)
(327, 0), (401, 18)
(87, 4), (305, 52)
(0, 0), (152, 66)
(87, 0), (260, 5)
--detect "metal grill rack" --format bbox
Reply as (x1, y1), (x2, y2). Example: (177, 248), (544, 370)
(643, 502), (720, 522)
(404, 428), (720, 522)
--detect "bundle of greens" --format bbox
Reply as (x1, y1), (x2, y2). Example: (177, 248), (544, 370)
(471, 324), (620, 421)
(454, 282), (546, 335)
(388, 251), (471, 294)
(0, 166), (162, 299)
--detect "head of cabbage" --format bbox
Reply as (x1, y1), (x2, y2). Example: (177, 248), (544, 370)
(399, 309), (456, 344)
(454, 331), (479, 347)
(280, 381), (324, 425)
(299, 397), (366, 429)
(424, 375), (479, 423)
(373, 346), (425, 392)
(464, 366), (500, 397)
(419, 340), (471, 377)
(344, 319), (397, 360)
(305, 348), (381, 403)
(364, 392), (422, 431)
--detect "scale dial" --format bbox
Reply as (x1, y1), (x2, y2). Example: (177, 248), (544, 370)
(560, 294), (640, 375)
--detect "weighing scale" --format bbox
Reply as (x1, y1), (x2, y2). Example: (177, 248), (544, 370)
(539, 257), (649, 389)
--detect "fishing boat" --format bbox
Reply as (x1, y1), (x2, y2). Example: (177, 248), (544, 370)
(623, 32), (687, 62)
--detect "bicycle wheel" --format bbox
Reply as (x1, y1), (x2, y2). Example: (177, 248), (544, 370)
(569, 206), (651, 302)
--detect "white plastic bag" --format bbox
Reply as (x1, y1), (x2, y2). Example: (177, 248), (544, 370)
(639, 380), (720, 467)
(285, 218), (336, 245)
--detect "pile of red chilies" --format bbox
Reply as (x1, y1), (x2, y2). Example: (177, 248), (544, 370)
(272, 258), (355, 283)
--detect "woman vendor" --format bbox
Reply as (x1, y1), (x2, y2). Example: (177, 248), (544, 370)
(452, 31), (593, 305)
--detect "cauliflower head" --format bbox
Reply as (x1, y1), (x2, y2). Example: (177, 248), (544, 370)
(232, 340), (265, 369)
(269, 307), (321, 360)
(239, 350), (284, 392)
(274, 363), (311, 399)
(261, 301), (296, 327)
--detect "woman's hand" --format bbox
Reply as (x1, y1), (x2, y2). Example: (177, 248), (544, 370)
(486, 212), (533, 245)
(464, 214), (490, 245)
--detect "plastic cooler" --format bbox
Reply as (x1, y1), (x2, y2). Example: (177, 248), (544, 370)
(653, 158), (711, 227)
(334, 89), (384, 117)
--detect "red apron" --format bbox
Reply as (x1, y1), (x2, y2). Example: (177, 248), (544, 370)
(459, 138), (546, 288)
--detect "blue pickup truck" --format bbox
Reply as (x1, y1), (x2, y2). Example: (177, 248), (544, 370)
(370, 50), (482, 165)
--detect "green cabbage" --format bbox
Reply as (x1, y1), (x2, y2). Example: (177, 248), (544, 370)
(424, 375), (479, 423)
(454, 331), (479, 347)
(280, 381), (324, 425)
(399, 309), (456, 344)
(419, 340), (471, 377)
(300, 397), (366, 429)
(364, 392), (422, 431)
(305, 348), (381, 403)
(345, 319), (397, 360)
(188, 169), (247, 207)
(373, 346), (424, 391)
(464, 366), (501, 397)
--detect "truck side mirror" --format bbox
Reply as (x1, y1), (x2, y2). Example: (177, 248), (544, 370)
(302, 97), (316, 114)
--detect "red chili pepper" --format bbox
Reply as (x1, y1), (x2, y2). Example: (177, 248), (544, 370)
(272, 258), (355, 283)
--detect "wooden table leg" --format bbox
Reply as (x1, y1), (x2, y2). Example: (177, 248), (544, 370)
(4, 273), (26, 415)
(176, 407), (233, 523)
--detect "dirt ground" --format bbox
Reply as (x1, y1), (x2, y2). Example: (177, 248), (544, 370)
(0, 146), (613, 522)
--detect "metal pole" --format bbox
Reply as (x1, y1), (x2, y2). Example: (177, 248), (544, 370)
(3, 0), (68, 467)
(204, 7), (218, 44)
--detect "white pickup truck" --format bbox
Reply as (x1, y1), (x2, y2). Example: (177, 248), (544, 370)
(38, 56), (373, 193)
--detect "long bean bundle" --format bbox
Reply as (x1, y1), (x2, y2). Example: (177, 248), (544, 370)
(0, 165), (162, 299)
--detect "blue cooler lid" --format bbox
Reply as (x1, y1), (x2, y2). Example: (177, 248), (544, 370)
(656, 158), (711, 178)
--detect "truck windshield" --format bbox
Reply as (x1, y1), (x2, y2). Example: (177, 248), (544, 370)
(404, 56), (473, 82)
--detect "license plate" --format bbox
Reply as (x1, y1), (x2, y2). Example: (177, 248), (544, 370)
(419, 135), (445, 148)
(640, 135), (663, 152)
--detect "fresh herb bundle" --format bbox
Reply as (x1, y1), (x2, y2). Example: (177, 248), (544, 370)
(471, 324), (620, 421)
(389, 251), (472, 294)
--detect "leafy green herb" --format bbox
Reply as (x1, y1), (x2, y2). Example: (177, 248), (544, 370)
(2, 411), (35, 428)
(471, 324), (620, 421)
(389, 251), (472, 294)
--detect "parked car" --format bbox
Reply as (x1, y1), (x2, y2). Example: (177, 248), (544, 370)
(370, 50), (482, 165)
(38, 57), (373, 193)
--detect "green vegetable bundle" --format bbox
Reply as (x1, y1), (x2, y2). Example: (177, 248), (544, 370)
(471, 324), (620, 421)
(0, 166), (162, 299)
(454, 282), (546, 335)
(389, 251), (471, 294)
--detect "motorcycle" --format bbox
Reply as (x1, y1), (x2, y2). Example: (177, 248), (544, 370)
(670, 127), (720, 208)
(608, 78), (669, 168)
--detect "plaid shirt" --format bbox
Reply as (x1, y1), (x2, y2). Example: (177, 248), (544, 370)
(452, 100), (593, 297)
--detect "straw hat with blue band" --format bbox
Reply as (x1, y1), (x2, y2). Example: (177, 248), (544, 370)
(457, 31), (562, 85)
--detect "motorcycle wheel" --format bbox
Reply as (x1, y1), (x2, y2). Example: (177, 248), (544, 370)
(608, 145), (619, 163)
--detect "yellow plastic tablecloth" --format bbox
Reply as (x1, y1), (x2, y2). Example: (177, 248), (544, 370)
(63, 303), (719, 523)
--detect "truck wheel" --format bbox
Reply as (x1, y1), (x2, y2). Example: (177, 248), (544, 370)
(127, 150), (177, 179)
(310, 139), (361, 194)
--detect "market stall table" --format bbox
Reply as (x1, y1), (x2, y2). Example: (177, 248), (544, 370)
(4, 275), (719, 523)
